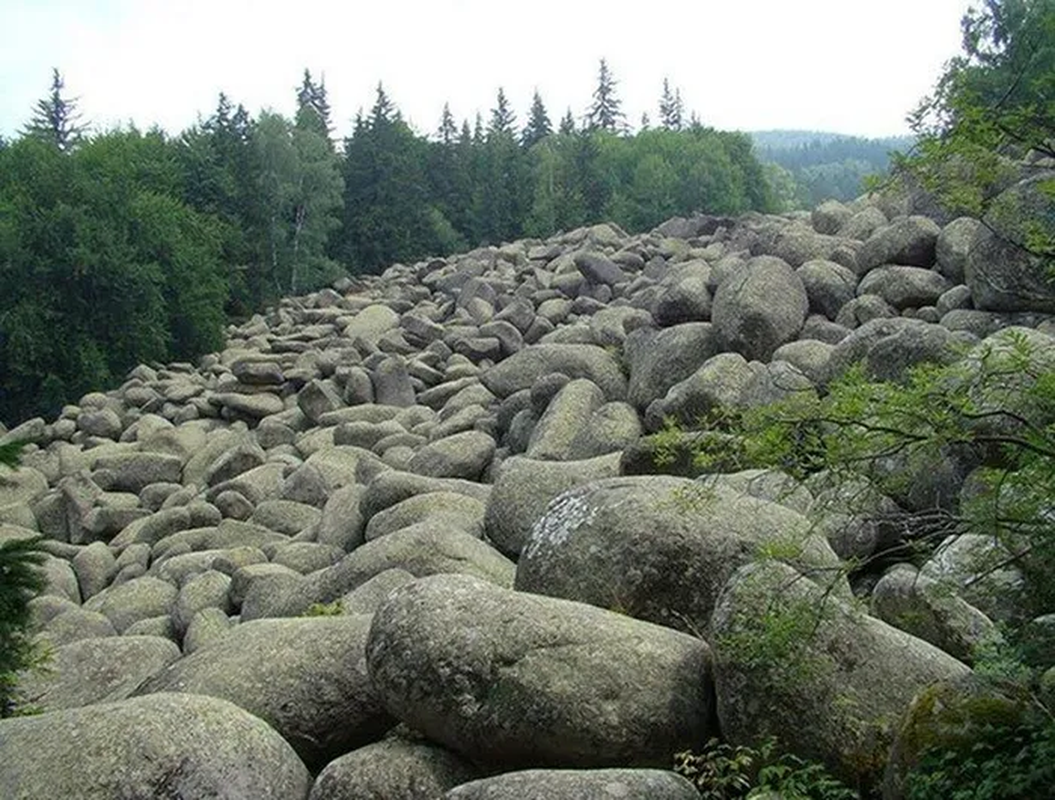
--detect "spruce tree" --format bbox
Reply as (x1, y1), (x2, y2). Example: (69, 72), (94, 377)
(659, 78), (684, 131)
(295, 69), (332, 140)
(521, 90), (553, 148)
(438, 102), (458, 146)
(559, 108), (577, 135)
(489, 88), (516, 138)
(24, 68), (85, 152)
(586, 58), (625, 133)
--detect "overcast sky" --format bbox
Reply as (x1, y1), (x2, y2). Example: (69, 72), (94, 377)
(1, 0), (974, 142)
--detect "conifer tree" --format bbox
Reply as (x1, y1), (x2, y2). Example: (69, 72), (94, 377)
(24, 68), (85, 152)
(295, 69), (332, 141)
(559, 108), (577, 135)
(437, 102), (458, 146)
(489, 88), (516, 138)
(521, 90), (553, 148)
(659, 78), (685, 131)
(586, 58), (625, 133)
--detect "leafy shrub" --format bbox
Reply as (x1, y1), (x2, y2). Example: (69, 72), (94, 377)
(674, 738), (858, 799)
(0, 441), (48, 717)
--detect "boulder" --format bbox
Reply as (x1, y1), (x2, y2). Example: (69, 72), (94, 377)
(83, 575), (178, 633)
(484, 454), (621, 558)
(0, 693), (311, 799)
(481, 344), (627, 401)
(310, 736), (480, 800)
(797, 259), (858, 320)
(625, 323), (723, 410)
(14, 635), (180, 712)
(857, 265), (951, 310)
(366, 574), (715, 769)
(712, 256), (808, 361)
(871, 563), (998, 664)
(135, 615), (392, 771)
(966, 172), (1055, 312)
(516, 475), (847, 633)
(711, 560), (969, 791)
(857, 216), (941, 273)
(445, 768), (699, 800)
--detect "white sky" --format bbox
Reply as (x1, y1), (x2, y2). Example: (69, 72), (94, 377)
(1, 0), (974, 141)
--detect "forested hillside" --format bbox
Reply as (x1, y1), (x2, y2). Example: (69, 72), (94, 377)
(754, 130), (915, 208)
(0, 65), (773, 426)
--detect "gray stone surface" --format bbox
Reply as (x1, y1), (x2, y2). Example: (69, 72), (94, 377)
(367, 574), (715, 769)
(0, 693), (311, 800)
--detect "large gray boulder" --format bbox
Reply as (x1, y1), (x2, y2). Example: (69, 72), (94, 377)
(526, 379), (605, 461)
(625, 323), (723, 410)
(481, 344), (627, 401)
(14, 635), (180, 712)
(444, 768), (699, 799)
(244, 525), (518, 619)
(712, 256), (808, 361)
(711, 560), (970, 792)
(643, 352), (760, 431)
(935, 217), (983, 284)
(871, 563), (998, 664)
(797, 259), (858, 320)
(310, 736), (481, 800)
(857, 265), (951, 310)
(82, 575), (178, 633)
(485, 453), (621, 558)
(0, 693), (311, 799)
(966, 172), (1055, 312)
(367, 574), (715, 769)
(516, 475), (847, 633)
(856, 216), (941, 273)
(135, 615), (392, 771)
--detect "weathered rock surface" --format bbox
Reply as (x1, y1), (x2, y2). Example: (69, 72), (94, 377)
(366, 574), (715, 769)
(0, 693), (311, 799)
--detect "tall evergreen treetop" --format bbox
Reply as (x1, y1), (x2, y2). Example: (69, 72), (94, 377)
(586, 58), (626, 133)
(559, 108), (577, 135)
(295, 69), (333, 140)
(438, 102), (458, 145)
(24, 68), (86, 152)
(489, 88), (516, 138)
(659, 78), (685, 131)
(371, 83), (397, 128)
(522, 90), (553, 148)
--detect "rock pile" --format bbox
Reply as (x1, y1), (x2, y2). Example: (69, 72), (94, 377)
(2, 172), (1053, 798)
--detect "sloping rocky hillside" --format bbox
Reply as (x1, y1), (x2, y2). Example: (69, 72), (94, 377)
(1, 169), (1053, 798)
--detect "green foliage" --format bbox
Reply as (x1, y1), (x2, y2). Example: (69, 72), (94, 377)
(303, 600), (344, 617)
(897, 0), (1055, 255)
(754, 131), (914, 207)
(0, 443), (49, 717)
(904, 716), (1055, 800)
(675, 738), (858, 799)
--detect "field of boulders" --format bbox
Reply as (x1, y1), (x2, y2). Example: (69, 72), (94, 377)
(1, 169), (1053, 799)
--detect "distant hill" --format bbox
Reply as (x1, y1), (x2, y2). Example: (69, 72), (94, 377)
(749, 130), (916, 208)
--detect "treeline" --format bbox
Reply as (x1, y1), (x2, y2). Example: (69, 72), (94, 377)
(0, 64), (775, 425)
(754, 131), (914, 208)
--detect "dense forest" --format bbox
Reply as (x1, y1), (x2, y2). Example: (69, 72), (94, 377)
(753, 130), (915, 208)
(0, 65), (776, 426)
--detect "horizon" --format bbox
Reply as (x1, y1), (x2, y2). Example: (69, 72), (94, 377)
(1, 0), (973, 143)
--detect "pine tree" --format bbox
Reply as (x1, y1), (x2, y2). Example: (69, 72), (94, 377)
(586, 58), (625, 133)
(640, 112), (651, 131)
(489, 88), (516, 138)
(24, 68), (86, 152)
(295, 69), (332, 140)
(659, 78), (684, 131)
(521, 90), (553, 148)
(437, 102), (458, 146)
(559, 108), (577, 135)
